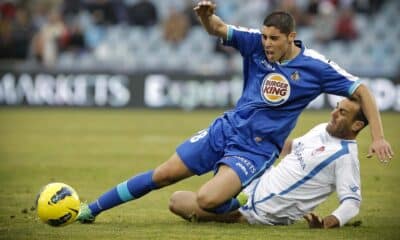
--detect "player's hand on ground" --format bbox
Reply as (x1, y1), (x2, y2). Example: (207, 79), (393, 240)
(304, 213), (324, 228)
(194, 1), (216, 18)
(367, 138), (393, 164)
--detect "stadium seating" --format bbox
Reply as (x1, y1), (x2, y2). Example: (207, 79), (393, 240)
(54, 0), (400, 77)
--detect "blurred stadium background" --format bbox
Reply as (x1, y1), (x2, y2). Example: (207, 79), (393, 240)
(1, 1), (400, 239)
(0, 0), (399, 111)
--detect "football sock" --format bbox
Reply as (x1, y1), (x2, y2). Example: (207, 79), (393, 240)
(205, 198), (241, 214)
(88, 170), (158, 216)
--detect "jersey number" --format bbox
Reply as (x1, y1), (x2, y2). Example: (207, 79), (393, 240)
(190, 129), (208, 143)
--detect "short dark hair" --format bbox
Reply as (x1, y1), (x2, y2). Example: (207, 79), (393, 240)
(354, 106), (369, 127)
(349, 98), (369, 128)
(263, 11), (295, 35)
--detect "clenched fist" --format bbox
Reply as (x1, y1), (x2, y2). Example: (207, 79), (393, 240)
(194, 1), (216, 18)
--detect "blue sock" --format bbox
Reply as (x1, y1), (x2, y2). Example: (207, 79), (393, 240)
(88, 170), (158, 216)
(206, 198), (241, 214)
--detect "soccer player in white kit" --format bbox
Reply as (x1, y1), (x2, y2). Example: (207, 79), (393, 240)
(169, 98), (369, 228)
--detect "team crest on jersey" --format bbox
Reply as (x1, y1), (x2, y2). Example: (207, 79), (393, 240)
(261, 73), (291, 106)
(311, 146), (325, 156)
(349, 185), (359, 192)
(291, 71), (300, 81)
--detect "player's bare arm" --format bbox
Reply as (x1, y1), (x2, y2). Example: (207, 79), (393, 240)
(280, 139), (293, 158)
(194, 1), (228, 39)
(351, 84), (394, 163)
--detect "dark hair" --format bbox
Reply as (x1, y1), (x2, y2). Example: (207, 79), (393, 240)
(354, 106), (369, 127)
(263, 11), (295, 35)
(350, 98), (369, 128)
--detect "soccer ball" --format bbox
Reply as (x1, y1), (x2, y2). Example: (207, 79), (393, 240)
(36, 182), (81, 227)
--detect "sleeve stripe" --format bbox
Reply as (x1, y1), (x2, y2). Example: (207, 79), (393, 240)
(303, 48), (359, 82)
(340, 196), (361, 204)
(348, 80), (362, 96)
(227, 25), (233, 41)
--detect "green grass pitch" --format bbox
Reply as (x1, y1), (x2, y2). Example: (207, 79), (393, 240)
(0, 108), (399, 239)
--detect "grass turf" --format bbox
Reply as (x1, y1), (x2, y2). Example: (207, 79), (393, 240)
(0, 108), (399, 239)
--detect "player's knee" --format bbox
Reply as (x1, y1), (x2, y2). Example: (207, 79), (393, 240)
(152, 168), (177, 187)
(196, 191), (218, 210)
(169, 191), (193, 220)
(168, 192), (181, 214)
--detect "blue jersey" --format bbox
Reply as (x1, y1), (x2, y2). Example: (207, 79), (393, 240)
(219, 25), (361, 158)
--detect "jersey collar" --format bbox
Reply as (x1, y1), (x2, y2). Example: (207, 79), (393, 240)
(277, 40), (305, 66)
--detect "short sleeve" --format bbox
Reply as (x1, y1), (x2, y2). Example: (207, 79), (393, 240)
(321, 60), (361, 97)
(222, 25), (261, 57)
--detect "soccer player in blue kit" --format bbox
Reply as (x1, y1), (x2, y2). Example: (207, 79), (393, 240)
(77, 1), (393, 223)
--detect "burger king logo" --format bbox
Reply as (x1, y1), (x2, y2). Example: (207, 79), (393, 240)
(261, 73), (291, 105)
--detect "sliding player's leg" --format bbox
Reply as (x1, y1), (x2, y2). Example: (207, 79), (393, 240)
(196, 164), (243, 213)
(77, 153), (194, 223)
(169, 190), (246, 223)
(195, 153), (273, 214)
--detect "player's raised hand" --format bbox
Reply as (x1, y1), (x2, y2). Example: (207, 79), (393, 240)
(367, 138), (393, 164)
(194, 1), (216, 18)
(303, 213), (324, 228)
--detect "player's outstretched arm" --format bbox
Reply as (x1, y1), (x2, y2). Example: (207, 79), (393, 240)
(304, 213), (340, 229)
(305, 194), (360, 229)
(351, 84), (394, 163)
(194, 1), (228, 39)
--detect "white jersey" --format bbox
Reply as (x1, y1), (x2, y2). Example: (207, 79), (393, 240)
(239, 123), (361, 225)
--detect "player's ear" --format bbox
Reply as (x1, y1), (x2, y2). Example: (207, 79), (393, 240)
(352, 120), (365, 132)
(288, 31), (296, 42)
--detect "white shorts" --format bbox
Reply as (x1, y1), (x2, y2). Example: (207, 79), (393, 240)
(239, 206), (294, 225)
(238, 172), (295, 225)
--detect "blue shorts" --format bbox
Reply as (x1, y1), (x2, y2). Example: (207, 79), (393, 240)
(176, 118), (278, 187)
